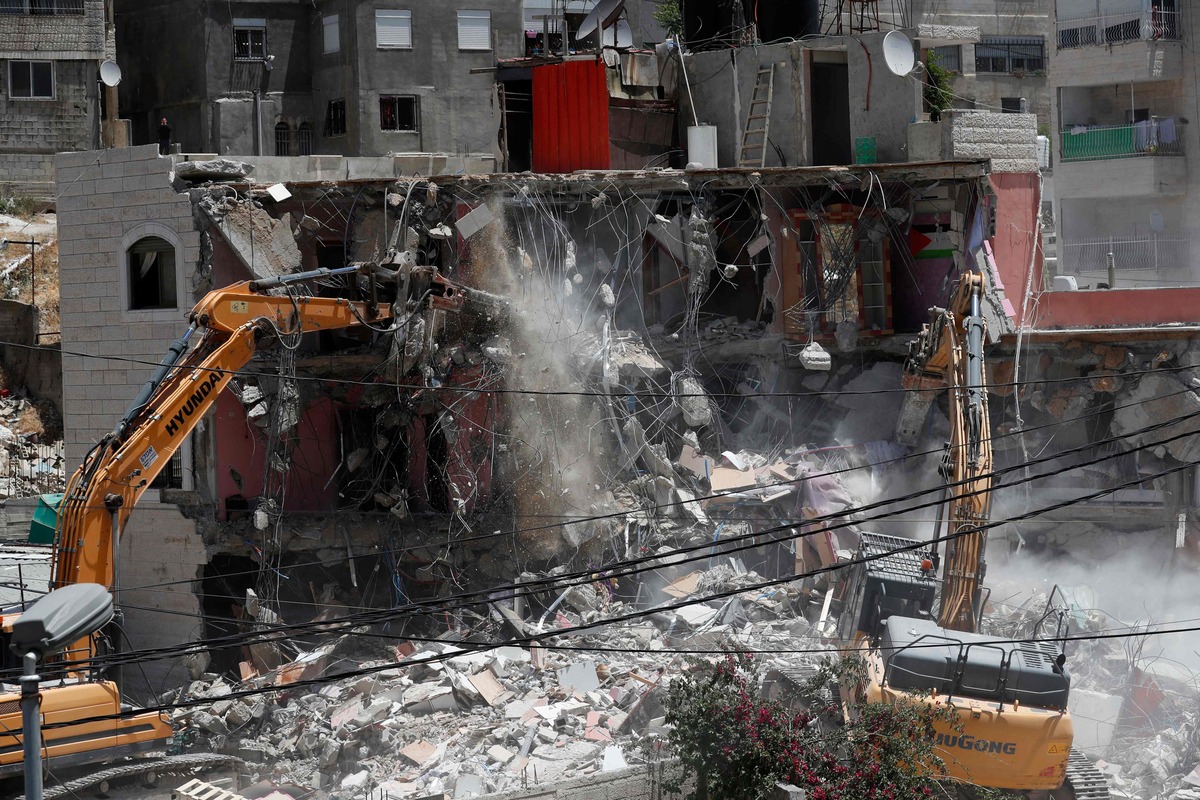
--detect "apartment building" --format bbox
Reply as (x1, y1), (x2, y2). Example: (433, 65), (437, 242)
(115, 0), (522, 157)
(0, 0), (112, 199)
(821, 0), (1052, 129)
(1048, 0), (1193, 288)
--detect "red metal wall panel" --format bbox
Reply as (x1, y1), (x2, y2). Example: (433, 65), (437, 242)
(532, 59), (610, 173)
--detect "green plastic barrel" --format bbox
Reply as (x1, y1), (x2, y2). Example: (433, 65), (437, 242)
(29, 492), (64, 544)
(855, 136), (878, 164)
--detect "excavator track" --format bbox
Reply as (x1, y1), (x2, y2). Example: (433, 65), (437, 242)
(19, 752), (241, 800)
(1062, 748), (1111, 800)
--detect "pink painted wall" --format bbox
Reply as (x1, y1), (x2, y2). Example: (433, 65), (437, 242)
(989, 173), (1043, 329)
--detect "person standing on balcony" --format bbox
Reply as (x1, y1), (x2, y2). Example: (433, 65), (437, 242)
(158, 118), (173, 156)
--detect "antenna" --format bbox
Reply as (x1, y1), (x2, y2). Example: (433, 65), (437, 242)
(881, 30), (916, 77)
(99, 60), (122, 87)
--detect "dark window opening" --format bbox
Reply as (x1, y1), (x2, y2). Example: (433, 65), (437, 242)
(274, 121), (291, 155)
(1126, 108), (1151, 124)
(325, 99), (346, 137)
(127, 236), (177, 310)
(380, 95), (418, 131)
(200, 556), (260, 678)
(234, 27), (267, 59)
(424, 415), (450, 513)
(2, 0), (85, 14)
(9, 60), (53, 99)
(297, 123), (313, 155)
(499, 80), (533, 172)
(1001, 97), (1023, 114)
(150, 446), (185, 489)
(976, 36), (1045, 73)
(337, 409), (410, 511)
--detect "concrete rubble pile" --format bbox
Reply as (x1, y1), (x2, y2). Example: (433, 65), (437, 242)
(171, 575), (831, 799)
(985, 590), (1200, 800)
(0, 389), (63, 498)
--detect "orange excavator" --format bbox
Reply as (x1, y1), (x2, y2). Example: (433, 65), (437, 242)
(0, 262), (475, 793)
(837, 271), (1108, 798)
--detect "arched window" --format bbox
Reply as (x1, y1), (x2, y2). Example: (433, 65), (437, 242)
(297, 122), (313, 156)
(274, 121), (291, 156)
(127, 236), (177, 310)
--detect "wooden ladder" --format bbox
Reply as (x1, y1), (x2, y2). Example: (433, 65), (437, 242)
(739, 65), (775, 168)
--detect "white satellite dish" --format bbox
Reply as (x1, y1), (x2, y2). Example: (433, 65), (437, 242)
(1150, 209), (1165, 232)
(600, 19), (633, 49)
(881, 31), (916, 77)
(99, 60), (122, 87)
(578, 0), (625, 40)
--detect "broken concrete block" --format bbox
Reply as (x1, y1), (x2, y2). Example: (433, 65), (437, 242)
(175, 158), (253, 181)
(558, 660), (601, 694)
(400, 739), (438, 767)
(676, 377), (712, 428)
(192, 711), (229, 735)
(488, 744), (515, 764)
(602, 745), (628, 772)
(318, 737), (341, 769)
(341, 769), (371, 791)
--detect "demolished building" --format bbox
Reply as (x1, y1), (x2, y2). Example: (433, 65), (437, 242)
(37, 20), (1200, 800)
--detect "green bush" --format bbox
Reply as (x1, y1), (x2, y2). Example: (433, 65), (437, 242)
(662, 652), (970, 800)
(924, 54), (953, 122)
(653, 0), (683, 38)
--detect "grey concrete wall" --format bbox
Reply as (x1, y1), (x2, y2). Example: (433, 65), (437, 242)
(0, 60), (98, 159)
(683, 42), (809, 169)
(0, 0), (106, 58)
(0, 154), (56, 200)
(0, 299), (62, 414)
(344, 0), (522, 156)
(848, 32), (923, 165)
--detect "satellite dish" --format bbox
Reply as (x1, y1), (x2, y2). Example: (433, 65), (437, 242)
(600, 19), (633, 49)
(99, 60), (122, 87)
(578, 0), (625, 39)
(1150, 209), (1165, 232)
(881, 31), (916, 77)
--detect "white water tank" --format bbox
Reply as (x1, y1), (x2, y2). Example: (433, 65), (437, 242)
(687, 125), (718, 169)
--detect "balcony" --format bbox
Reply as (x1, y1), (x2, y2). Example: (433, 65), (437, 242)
(1055, 122), (1186, 198)
(1059, 121), (1182, 162)
(1057, 235), (1193, 288)
(1057, 10), (1182, 49)
(1052, 10), (1182, 86)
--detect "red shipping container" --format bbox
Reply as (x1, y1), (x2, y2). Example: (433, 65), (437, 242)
(532, 59), (610, 173)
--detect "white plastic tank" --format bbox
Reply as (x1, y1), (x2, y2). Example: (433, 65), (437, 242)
(687, 125), (718, 169)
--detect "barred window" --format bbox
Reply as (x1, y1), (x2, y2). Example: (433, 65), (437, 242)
(931, 46), (961, 73)
(297, 123), (313, 155)
(0, 0), (84, 14)
(975, 36), (1045, 73)
(274, 122), (291, 156)
(325, 99), (346, 137)
(380, 96), (418, 132)
(234, 20), (268, 60)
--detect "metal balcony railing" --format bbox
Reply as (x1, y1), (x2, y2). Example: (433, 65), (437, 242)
(1058, 235), (1192, 287)
(1060, 120), (1182, 162)
(1056, 10), (1182, 49)
(0, 0), (85, 14)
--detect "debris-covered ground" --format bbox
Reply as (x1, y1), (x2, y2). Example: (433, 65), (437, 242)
(171, 574), (827, 799)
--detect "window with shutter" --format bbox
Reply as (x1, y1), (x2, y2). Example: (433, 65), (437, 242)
(457, 10), (491, 51)
(323, 14), (340, 54)
(376, 10), (412, 48)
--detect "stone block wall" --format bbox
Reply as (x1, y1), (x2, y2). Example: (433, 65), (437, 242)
(55, 144), (206, 690)
(952, 112), (1039, 173)
(55, 144), (202, 468)
(0, 60), (96, 156)
(0, 0), (105, 57)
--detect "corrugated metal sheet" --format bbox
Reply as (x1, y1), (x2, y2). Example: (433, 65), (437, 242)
(532, 60), (610, 173)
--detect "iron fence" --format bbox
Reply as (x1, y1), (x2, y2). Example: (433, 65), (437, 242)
(1057, 235), (1192, 287)
(1060, 121), (1183, 162)
(1056, 10), (1182, 49)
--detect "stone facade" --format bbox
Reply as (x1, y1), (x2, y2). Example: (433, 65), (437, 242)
(0, 0), (110, 200)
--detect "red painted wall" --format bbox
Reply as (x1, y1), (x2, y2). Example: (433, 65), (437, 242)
(532, 59), (610, 173)
(214, 391), (339, 517)
(1032, 287), (1200, 329)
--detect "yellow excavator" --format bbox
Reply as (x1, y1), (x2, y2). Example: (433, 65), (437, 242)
(0, 262), (477, 793)
(836, 271), (1108, 799)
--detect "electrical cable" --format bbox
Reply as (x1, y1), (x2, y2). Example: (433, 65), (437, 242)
(98, 377), (1200, 601)
(62, 417), (1200, 673)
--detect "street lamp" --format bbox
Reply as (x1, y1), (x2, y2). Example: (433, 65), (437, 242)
(11, 583), (114, 800)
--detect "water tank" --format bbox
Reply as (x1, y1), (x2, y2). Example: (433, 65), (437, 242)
(687, 125), (718, 169)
